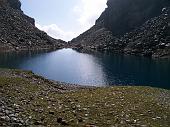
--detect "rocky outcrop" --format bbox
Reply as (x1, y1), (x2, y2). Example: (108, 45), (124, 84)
(70, 22), (114, 50)
(71, 0), (170, 58)
(96, 0), (170, 36)
(123, 8), (170, 58)
(5, 0), (21, 10)
(0, 0), (21, 10)
(0, 0), (65, 52)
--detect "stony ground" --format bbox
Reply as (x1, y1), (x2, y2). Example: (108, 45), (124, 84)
(0, 69), (170, 127)
(70, 6), (170, 58)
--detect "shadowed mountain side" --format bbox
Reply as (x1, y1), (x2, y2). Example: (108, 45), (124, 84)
(70, 0), (170, 58)
(97, 0), (170, 36)
(0, 0), (65, 52)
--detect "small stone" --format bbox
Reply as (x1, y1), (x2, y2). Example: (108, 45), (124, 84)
(134, 119), (137, 123)
(28, 116), (32, 119)
(20, 120), (24, 123)
(34, 121), (42, 125)
(61, 120), (69, 126)
(9, 114), (15, 117)
(76, 105), (81, 108)
(1, 116), (10, 121)
(85, 114), (88, 117)
(5, 110), (10, 114)
(125, 119), (131, 122)
(152, 118), (156, 120)
(70, 102), (74, 104)
(11, 117), (17, 122)
(156, 116), (161, 119)
(78, 108), (82, 112)
(85, 125), (96, 127)
(165, 43), (170, 47)
(83, 108), (88, 111)
(69, 119), (74, 123)
(120, 120), (125, 124)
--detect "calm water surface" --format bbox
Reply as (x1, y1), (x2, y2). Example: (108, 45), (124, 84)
(0, 48), (170, 89)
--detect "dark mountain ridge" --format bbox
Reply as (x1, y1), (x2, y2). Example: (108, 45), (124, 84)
(0, 0), (65, 52)
(97, 0), (170, 36)
(71, 0), (170, 58)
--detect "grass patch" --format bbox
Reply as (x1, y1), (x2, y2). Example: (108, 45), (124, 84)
(0, 69), (170, 126)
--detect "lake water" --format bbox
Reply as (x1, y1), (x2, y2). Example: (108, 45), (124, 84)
(0, 48), (170, 89)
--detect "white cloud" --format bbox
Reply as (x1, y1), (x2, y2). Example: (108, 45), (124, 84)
(35, 0), (107, 41)
(73, 0), (107, 30)
(36, 23), (77, 42)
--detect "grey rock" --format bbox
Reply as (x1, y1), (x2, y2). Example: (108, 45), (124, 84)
(70, 0), (170, 58)
(0, 0), (66, 52)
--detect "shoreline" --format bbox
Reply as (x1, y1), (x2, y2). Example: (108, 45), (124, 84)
(0, 68), (170, 126)
(0, 45), (65, 54)
(1, 45), (170, 60)
(0, 68), (94, 92)
(71, 46), (170, 59)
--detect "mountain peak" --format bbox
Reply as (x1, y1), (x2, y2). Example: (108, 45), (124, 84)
(0, 0), (21, 10)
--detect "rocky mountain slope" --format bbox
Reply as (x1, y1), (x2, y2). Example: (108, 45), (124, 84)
(0, 0), (65, 52)
(71, 0), (170, 58)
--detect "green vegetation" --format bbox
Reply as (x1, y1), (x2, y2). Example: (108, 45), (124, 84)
(0, 69), (170, 127)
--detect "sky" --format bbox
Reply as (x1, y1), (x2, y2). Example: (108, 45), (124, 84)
(20, 0), (107, 41)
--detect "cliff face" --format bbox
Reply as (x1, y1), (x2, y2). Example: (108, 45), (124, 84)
(5, 0), (21, 10)
(71, 0), (170, 58)
(0, 0), (21, 10)
(122, 8), (170, 57)
(97, 0), (170, 36)
(0, 0), (65, 52)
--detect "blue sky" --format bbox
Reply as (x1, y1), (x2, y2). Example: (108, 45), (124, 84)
(20, 0), (107, 41)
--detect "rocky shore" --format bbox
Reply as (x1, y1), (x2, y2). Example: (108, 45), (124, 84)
(70, 0), (170, 58)
(0, 0), (66, 53)
(0, 68), (170, 126)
